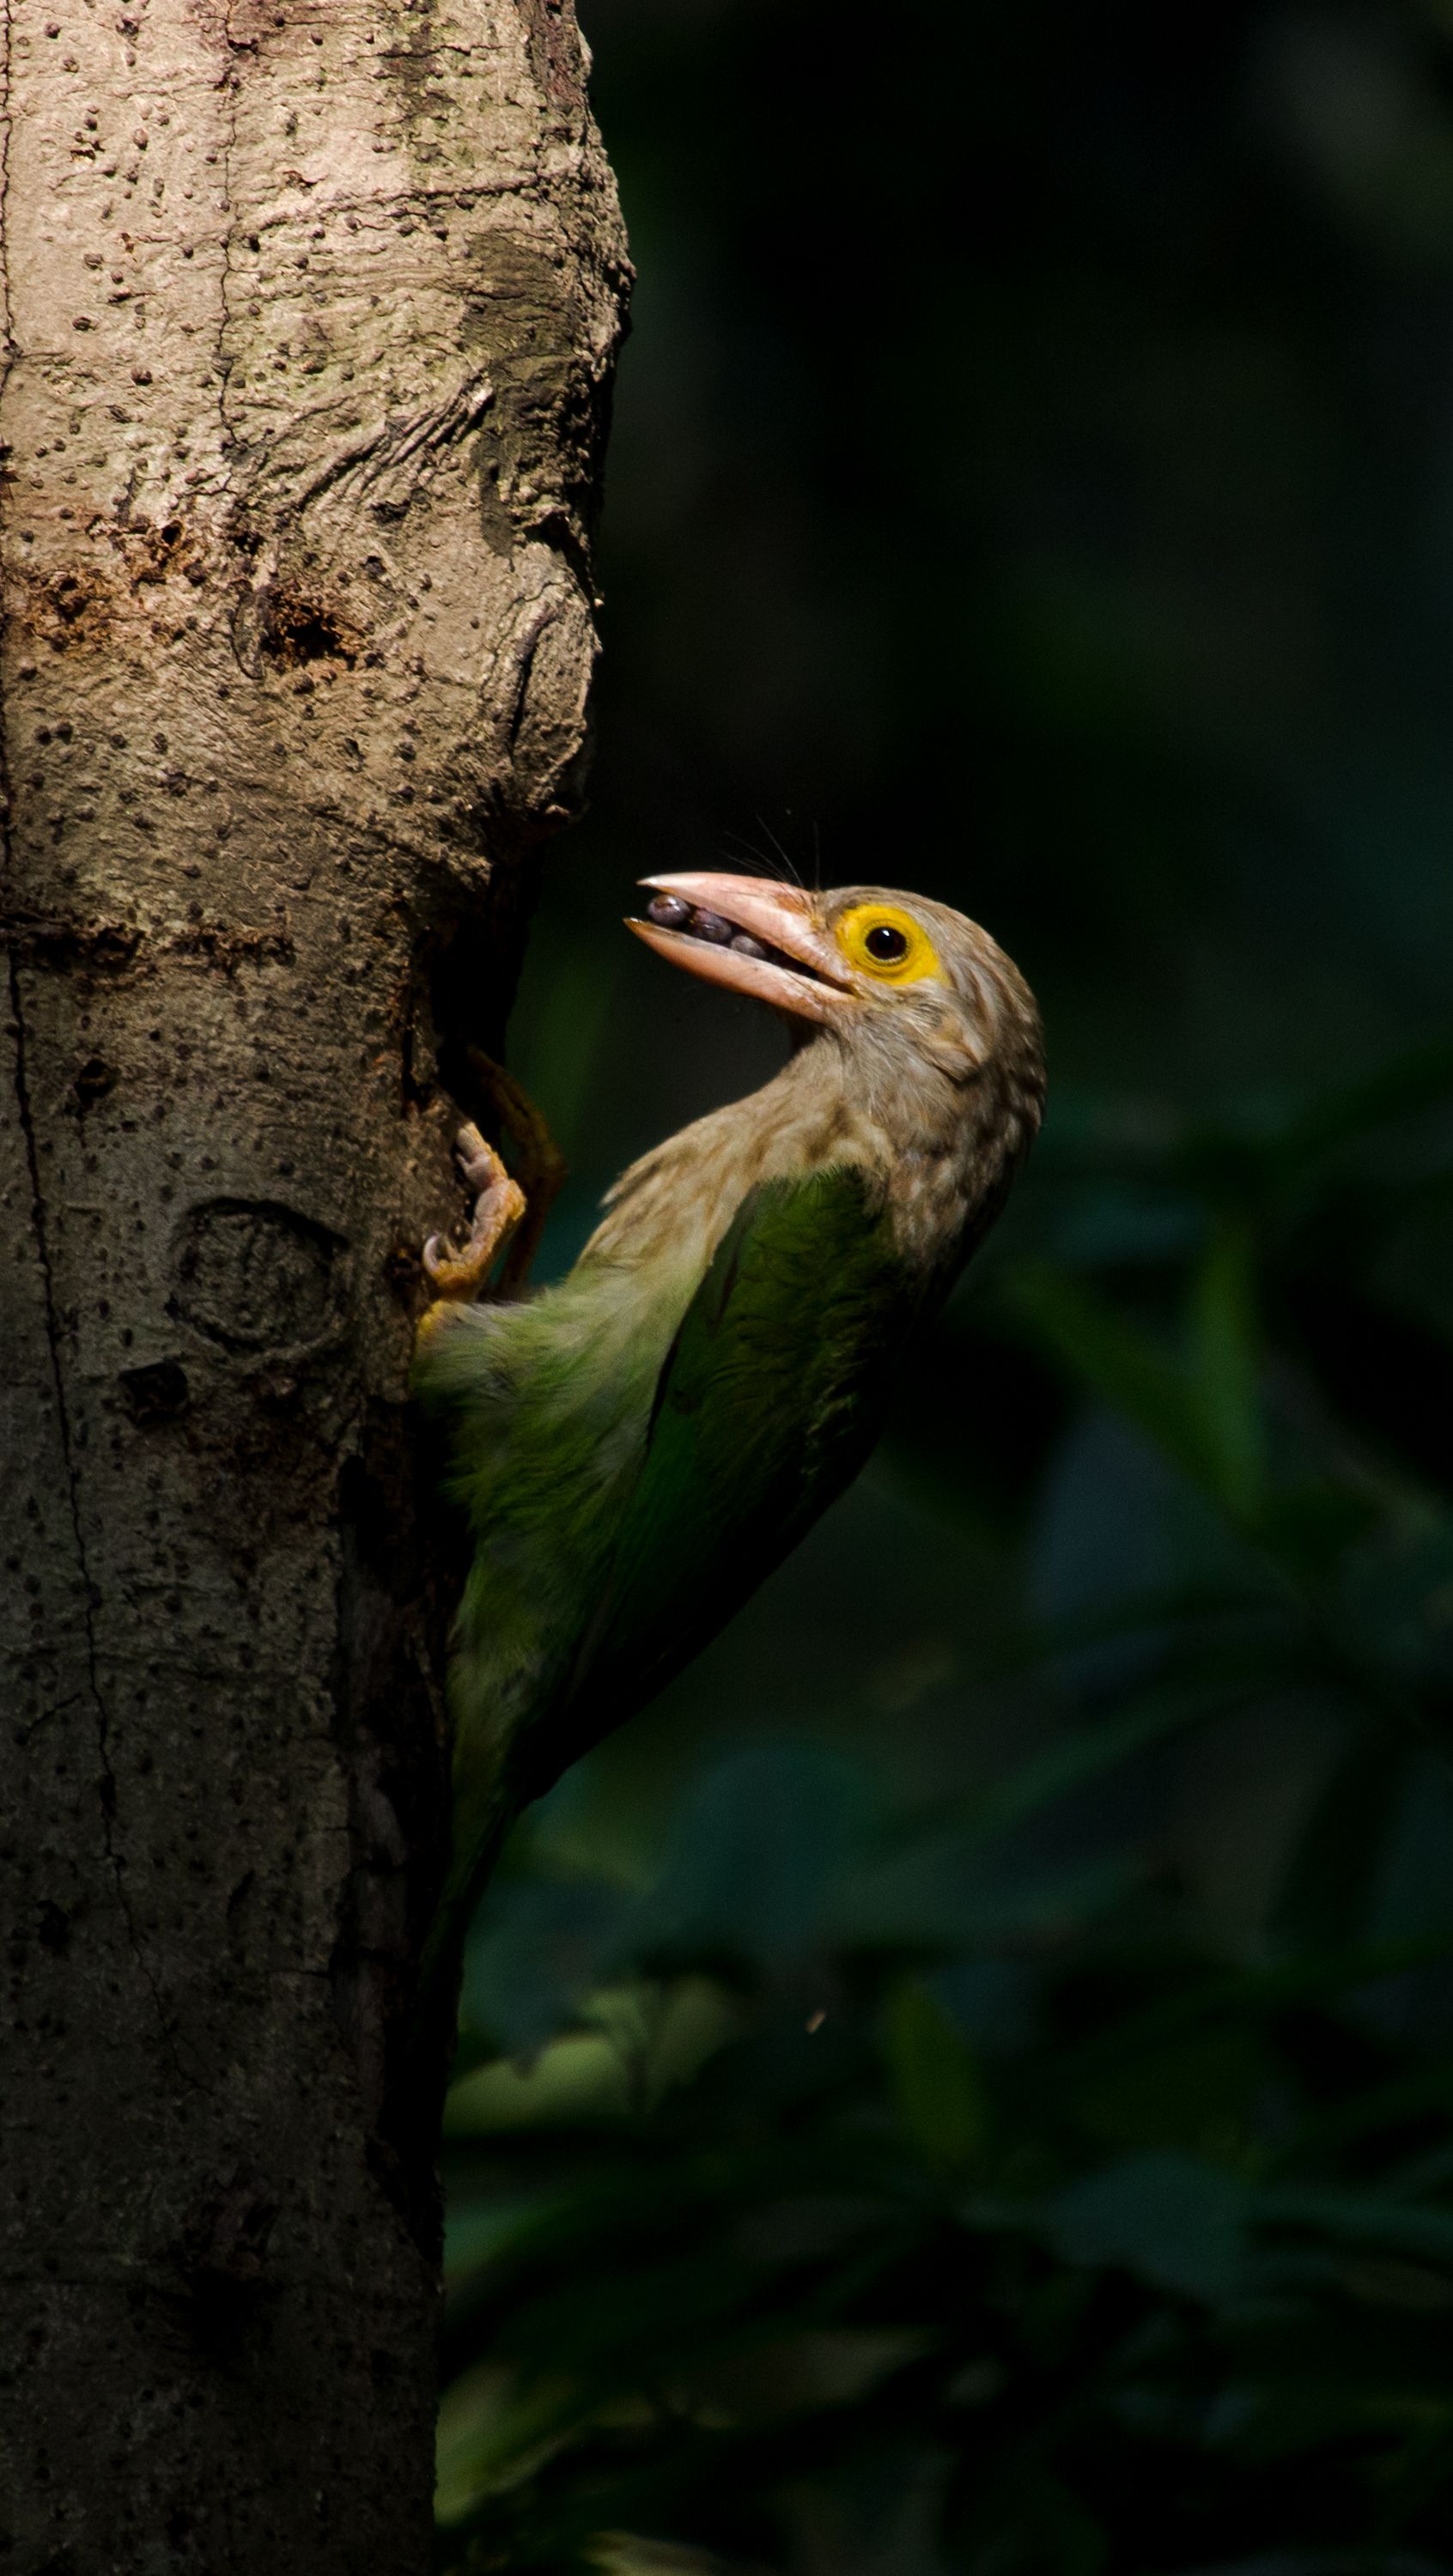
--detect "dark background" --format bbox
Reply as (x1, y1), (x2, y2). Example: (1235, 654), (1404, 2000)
(438, 5), (1453, 2568)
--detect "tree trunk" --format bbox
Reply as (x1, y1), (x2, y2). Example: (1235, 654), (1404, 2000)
(0, 0), (626, 2562)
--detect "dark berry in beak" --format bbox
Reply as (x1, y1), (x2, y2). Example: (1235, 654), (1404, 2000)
(690, 908), (735, 944)
(729, 932), (767, 957)
(646, 893), (692, 931)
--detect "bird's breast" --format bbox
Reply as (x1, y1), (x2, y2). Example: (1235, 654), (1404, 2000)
(582, 1031), (1008, 1297)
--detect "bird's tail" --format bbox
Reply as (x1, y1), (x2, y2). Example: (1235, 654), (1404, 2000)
(401, 1759), (519, 2113)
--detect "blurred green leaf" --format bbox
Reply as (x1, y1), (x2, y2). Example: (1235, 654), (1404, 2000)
(436, 2361), (585, 2524)
(1012, 1262), (1234, 1502)
(880, 1979), (988, 2176)
(1043, 2150), (1249, 2301)
(1190, 1226), (1265, 1518)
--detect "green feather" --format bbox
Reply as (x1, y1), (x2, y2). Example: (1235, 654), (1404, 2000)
(412, 1166), (918, 2013)
(559, 1168), (920, 1765)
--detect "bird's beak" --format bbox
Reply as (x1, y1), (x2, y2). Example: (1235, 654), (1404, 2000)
(626, 872), (856, 1025)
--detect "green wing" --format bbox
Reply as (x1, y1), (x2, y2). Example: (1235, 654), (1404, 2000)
(528, 1166), (922, 1788)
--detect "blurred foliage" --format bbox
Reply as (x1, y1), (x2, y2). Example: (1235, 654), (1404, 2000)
(436, 1062), (1453, 2573)
(437, 0), (1453, 2567)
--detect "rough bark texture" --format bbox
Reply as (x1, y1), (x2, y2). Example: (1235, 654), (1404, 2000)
(0, 0), (626, 2563)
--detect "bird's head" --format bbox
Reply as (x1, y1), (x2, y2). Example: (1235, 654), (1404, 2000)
(628, 871), (1043, 1104)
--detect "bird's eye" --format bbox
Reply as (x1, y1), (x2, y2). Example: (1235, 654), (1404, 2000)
(865, 923), (909, 962)
(836, 902), (941, 986)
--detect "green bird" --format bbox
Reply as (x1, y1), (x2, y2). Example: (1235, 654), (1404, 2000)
(412, 871), (1044, 2023)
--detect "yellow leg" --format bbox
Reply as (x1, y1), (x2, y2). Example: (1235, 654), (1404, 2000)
(418, 1122), (526, 1331)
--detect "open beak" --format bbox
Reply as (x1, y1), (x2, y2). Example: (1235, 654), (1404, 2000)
(626, 872), (856, 1025)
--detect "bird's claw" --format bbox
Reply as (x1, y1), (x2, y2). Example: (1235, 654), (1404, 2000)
(453, 1120), (500, 1195)
(462, 1055), (566, 1296)
(418, 1123), (527, 1315)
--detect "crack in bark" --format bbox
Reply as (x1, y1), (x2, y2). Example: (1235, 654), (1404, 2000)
(4, 948), (192, 2083)
(215, 46), (242, 474)
(285, 374), (494, 519)
(0, 0), (181, 2071)
(0, 0), (190, 2076)
(0, 0), (13, 385)
(222, 174), (544, 243)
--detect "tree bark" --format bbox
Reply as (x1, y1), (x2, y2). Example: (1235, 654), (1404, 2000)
(0, 0), (626, 2563)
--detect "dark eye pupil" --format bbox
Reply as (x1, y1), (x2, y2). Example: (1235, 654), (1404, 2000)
(865, 923), (909, 962)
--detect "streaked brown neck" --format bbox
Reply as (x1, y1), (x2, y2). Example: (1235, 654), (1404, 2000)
(589, 987), (1043, 1286)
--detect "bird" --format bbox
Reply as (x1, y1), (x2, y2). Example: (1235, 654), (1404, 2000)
(411, 872), (1045, 2027)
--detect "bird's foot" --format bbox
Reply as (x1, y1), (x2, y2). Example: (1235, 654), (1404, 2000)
(465, 1050), (566, 1295)
(421, 1122), (527, 1310)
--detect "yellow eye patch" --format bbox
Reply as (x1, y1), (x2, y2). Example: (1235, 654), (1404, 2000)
(835, 903), (942, 986)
